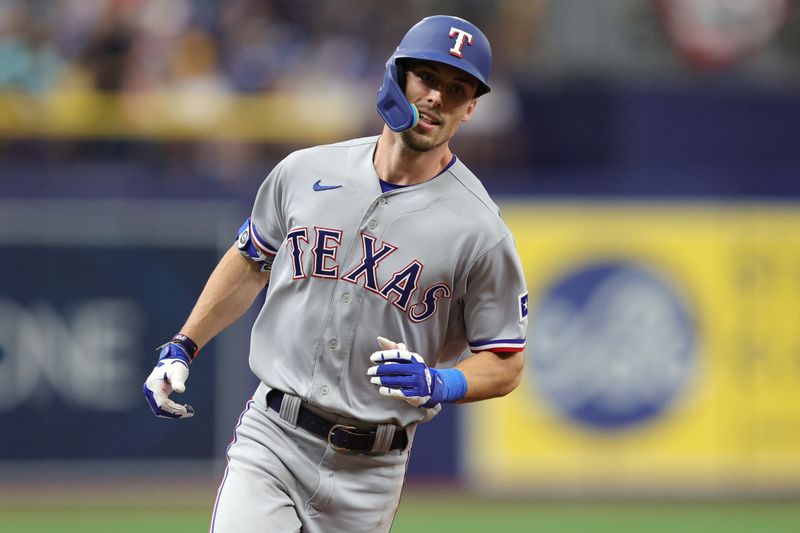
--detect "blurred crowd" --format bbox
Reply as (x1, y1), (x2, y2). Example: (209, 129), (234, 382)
(0, 0), (542, 95)
(2, 0), (800, 96)
(1, 0), (799, 189)
(0, 0), (546, 185)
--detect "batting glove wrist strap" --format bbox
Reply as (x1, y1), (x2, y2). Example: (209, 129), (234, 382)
(430, 368), (468, 405)
(158, 334), (198, 364)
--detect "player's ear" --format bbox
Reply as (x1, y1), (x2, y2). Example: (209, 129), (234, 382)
(461, 98), (478, 123)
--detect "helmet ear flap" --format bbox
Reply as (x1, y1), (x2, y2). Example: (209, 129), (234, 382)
(376, 61), (419, 133)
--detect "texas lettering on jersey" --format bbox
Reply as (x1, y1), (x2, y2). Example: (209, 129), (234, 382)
(285, 227), (450, 323)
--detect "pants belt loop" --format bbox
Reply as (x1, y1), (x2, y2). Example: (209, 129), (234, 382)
(278, 393), (301, 428)
(370, 424), (396, 453)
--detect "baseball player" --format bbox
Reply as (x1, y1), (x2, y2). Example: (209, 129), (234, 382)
(143, 15), (528, 533)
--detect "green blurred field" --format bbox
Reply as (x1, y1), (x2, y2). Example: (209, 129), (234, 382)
(1, 489), (798, 533)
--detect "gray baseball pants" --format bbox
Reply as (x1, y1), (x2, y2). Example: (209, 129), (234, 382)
(210, 383), (411, 532)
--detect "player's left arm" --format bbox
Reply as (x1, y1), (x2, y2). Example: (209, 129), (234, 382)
(368, 340), (524, 408)
(455, 231), (527, 403)
(453, 349), (523, 402)
(369, 231), (527, 408)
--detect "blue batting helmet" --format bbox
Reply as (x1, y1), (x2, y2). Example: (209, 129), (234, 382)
(376, 15), (492, 132)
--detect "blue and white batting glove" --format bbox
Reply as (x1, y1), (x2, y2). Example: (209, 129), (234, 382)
(143, 335), (197, 419)
(367, 337), (467, 408)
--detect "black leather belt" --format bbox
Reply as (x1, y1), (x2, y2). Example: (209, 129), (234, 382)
(267, 389), (408, 453)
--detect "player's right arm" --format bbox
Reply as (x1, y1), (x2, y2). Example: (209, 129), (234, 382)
(143, 243), (269, 419)
(146, 158), (286, 419)
(179, 245), (269, 349)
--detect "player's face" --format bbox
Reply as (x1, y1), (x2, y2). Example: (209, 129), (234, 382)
(400, 61), (479, 153)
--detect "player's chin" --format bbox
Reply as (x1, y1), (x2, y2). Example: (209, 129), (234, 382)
(400, 130), (440, 153)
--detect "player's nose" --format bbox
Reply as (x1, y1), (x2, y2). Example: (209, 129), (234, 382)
(425, 87), (443, 107)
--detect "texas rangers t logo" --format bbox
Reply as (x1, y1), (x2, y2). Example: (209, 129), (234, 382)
(448, 27), (473, 58)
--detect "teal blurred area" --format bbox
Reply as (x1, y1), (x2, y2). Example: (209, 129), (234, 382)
(1, 0), (799, 506)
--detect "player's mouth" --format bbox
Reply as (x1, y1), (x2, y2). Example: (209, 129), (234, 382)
(417, 111), (441, 128)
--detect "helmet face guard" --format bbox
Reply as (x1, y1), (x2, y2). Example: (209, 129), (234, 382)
(376, 15), (492, 132)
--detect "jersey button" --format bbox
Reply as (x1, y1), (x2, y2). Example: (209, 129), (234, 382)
(321, 385), (330, 395)
(329, 339), (338, 349)
(342, 293), (350, 303)
(378, 198), (387, 206)
(368, 220), (377, 230)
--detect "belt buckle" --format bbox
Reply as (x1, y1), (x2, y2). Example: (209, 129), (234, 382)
(327, 424), (361, 452)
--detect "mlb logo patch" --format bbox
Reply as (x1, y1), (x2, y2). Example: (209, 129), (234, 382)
(519, 292), (529, 321)
(237, 227), (250, 249)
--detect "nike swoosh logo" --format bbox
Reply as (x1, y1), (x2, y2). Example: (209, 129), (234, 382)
(313, 180), (342, 192)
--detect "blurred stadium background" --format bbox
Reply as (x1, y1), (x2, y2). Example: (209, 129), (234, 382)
(1, 0), (799, 531)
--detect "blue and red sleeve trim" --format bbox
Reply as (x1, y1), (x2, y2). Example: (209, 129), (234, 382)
(469, 338), (526, 354)
(248, 220), (278, 256)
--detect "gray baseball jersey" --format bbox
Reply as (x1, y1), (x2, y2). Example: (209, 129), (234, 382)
(242, 135), (528, 427)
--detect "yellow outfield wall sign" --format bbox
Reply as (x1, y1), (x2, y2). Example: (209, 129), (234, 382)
(466, 202), (800, 493)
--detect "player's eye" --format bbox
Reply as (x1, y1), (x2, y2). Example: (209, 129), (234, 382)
(417, 70), (435, 83)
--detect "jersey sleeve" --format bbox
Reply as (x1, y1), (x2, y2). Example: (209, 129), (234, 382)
(462, 232), (528, 354)
(235, 159), (289, 269)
